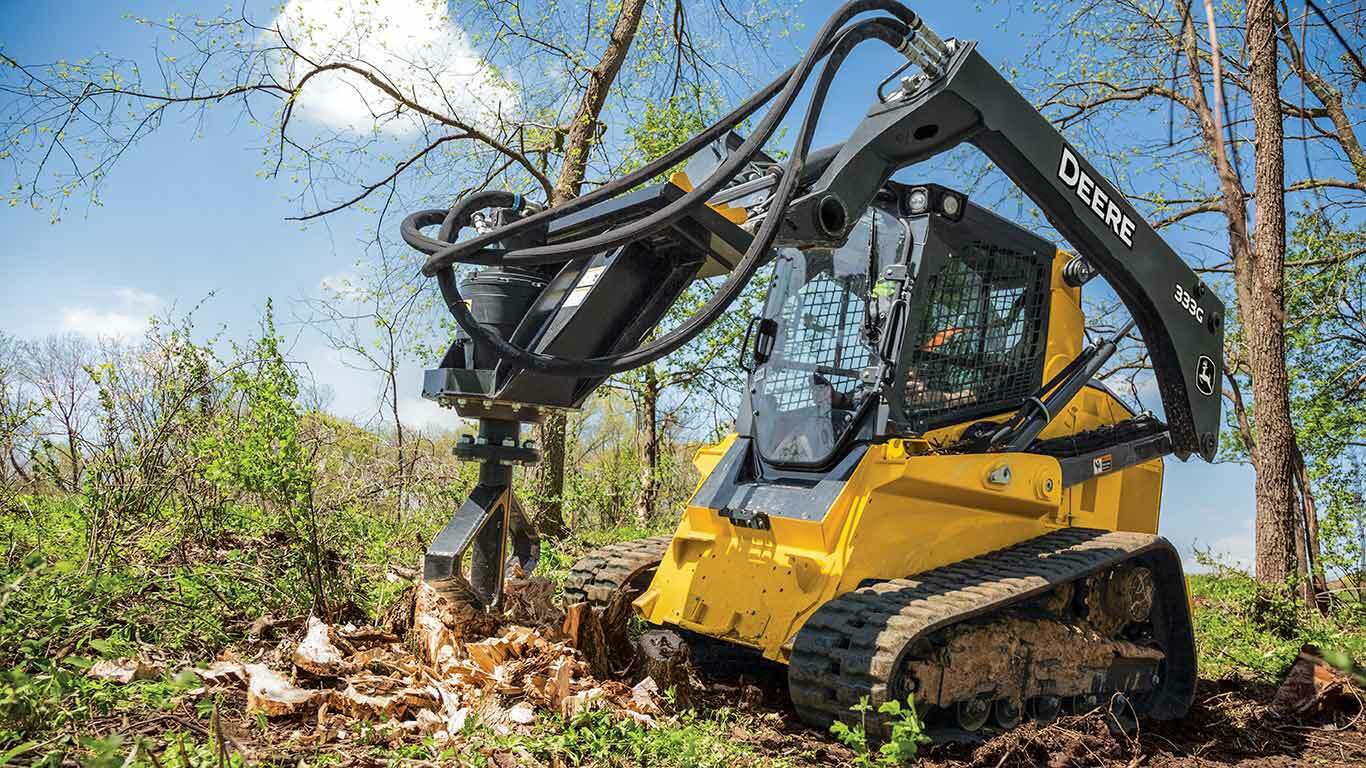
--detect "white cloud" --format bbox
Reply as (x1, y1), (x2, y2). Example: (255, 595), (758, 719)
(1204, 518), (1256, 572)
(270, 0), (516, 136)
(297, 341), (461, 435)
(60, 307), (149, 341)
(113, 287), (161, 311)
(60, 287), (163, 341)
(319, 272), (366, 301)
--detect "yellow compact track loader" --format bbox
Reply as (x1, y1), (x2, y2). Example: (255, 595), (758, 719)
(400, 1), (1226, 739)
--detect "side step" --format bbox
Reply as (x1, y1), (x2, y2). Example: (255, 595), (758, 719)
(788, 528), (1196, 738)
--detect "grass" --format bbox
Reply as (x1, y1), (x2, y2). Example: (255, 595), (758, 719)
(1188, 563), (1366, 684)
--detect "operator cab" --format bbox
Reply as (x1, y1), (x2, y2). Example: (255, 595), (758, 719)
(746, 182), (1054, 471)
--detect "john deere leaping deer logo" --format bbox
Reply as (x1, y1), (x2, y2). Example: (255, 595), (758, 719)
(1195, 355), (1216, 397)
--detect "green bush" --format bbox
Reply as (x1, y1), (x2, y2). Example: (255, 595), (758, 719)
(1189, 560), (1366, 683)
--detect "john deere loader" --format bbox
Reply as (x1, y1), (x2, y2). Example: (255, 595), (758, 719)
(399, 0), (1225, 739)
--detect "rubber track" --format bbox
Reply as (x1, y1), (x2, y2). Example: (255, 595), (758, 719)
(562, 535), (672, 607)
(788, 528), (1177, 738)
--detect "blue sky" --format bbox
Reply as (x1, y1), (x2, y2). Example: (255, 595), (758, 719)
(0, 0), (1258, 568)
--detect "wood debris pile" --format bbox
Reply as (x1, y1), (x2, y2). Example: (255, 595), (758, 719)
(164, 575), (669, 742)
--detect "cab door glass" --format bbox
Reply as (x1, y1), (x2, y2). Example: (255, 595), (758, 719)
(751, 208), (906, 466)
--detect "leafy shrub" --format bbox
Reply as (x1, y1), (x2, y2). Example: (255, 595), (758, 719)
(1190, 559), (1366, 682)
(830, 696), (931, 767)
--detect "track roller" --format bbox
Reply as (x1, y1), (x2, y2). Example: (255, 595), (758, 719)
(957, 696), (991, 731)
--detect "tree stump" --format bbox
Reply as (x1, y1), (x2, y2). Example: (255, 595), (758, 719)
(599, 589), (636, 673)
(636, 629), (693, 708)
(563, 602), (612, 679)
(378, 584), (416, 635)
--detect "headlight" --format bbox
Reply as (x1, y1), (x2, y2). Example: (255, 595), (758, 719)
(907, 187), (930, 215)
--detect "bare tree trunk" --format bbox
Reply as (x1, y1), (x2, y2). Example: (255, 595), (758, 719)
(533, 413), (571, 539)
(532, 0), (648, 540)
(9, 450), (29, 484)
(1246, 0), (1300, 589)
(64, 420), (82, 492)
(1226, 370), (1258, 461)
(633, 364), (660, 526)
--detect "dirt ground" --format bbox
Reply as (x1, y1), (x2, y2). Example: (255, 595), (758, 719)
(69, 580), (1362, 768)
(718, 676), (1365, 767)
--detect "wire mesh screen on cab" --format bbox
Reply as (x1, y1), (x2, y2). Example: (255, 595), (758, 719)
(900, 239), (1049, 428)
(766, 272), (870, 410)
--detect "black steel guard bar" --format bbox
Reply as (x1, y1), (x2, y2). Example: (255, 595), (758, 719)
(779, 43), (1225, 461)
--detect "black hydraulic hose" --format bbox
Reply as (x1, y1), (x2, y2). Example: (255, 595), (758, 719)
(438, 190), (519, 243)
(427, 16), (910, 377)
(403, 189), (522, 259)
(417, 191), (526, 326)
(411, 0), (927, 274)
(403, 190), (522, 259)
(404, 70), (787, 266)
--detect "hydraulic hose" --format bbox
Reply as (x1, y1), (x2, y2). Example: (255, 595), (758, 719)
(405, 2), (934, 377)
(402, 190), (524, 259)
(426, 18), (909, 378)
(407, 0), (930, 273)
(436, 9), (914, 267)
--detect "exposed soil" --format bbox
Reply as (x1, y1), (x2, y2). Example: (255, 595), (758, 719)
(63, 578), (1363, 768)
(708, 674), (1365, 767)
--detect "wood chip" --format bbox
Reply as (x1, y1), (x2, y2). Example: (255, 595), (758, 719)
(191, 578), (636, 734)
(193, 660), (245, 686)
(545, 659), (573, 710)
(560, 686), (604, 718)
(87, 658), (162, 684)
(508, 702), (536, 725)
(503, 574), (563, 629)
(294, 614), (350, 676)
(245, 663), (320, 716)
(413, 708), (444, 734)
(337, 626), (400, 647)
(466, 637), (511, 674)
(630, 676), (661, 715)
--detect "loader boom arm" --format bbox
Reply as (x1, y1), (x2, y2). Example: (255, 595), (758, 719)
(782, 43), (1224, 461)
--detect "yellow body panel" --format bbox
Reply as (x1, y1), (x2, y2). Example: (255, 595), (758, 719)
(635, 250), (1165, 663)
